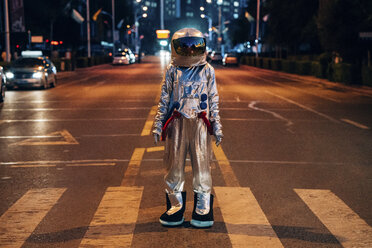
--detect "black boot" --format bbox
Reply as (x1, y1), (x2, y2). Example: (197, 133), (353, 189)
(159, 191), (186, 226)
(190, 193), (214, 228)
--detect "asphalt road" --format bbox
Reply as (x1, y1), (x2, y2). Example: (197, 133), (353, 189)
(0, 56), (371, 248)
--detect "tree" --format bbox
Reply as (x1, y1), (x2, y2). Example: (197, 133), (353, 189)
(265, 0), (319, 57)
(317, 0), (367, 63)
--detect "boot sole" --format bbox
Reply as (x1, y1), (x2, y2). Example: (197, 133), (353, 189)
(159, 217), (184, 226)
(190, 219), (214, 228)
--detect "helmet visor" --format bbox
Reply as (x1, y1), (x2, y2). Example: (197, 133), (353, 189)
(173, 37), (206, 56)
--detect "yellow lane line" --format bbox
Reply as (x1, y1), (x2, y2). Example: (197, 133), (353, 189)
(214, 187), (284, 247)
(79, 186), (143, 247)
(140, 106), (158, 136)
(212, 143), (240, 187)
(295, 189), (372, 248)
(146, 146), (164, 152)
(121, 148), (146, 186)
(0, 188), (66, 247)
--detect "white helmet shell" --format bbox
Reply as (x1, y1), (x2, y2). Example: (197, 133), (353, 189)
(171, 28), (207, 67)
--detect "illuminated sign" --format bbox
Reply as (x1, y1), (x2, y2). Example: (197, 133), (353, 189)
(156, 30), (170, 39)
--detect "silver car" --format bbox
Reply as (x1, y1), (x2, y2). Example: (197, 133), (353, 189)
(6, 57), (57, 89)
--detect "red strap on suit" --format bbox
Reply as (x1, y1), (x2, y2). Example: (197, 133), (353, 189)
(161, 111), (213, 141)
(161, 111), (182, 141)
(197, 111), (214, 135)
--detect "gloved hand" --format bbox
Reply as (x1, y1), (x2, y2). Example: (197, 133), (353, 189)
(154, 133), (160, 144)
(215, 135), (223, 147)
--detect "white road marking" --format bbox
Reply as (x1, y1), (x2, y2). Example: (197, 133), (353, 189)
(341, 119), (369, 130)
(1, 118), (146, 123)
(1, 107), (151, 111)
(79, 186), (143, 248)
(0, 188), (66, 247)
(212, 143), (239, 187)
(249, 101), (294, 133)
(66, 163), (116, 167)
(121, 148), (146, 186)
(10, 164), (56, 168)
(9, 130), (78, 146)
(0, 159), (347, 167)
(215, 187), (284, 247)
(295, 189), (372, 248)
(141, 106), (157, 136)
(265, 91), (340, 123)
(249, 74), (341, 103)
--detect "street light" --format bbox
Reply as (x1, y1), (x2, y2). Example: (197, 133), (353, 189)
(135, 14), (147, 54)
(200, 6), (204, 11)
(142, 6), (148, 11)
(201, 14), (212, 42)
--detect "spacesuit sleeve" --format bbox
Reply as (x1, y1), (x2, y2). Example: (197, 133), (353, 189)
(152, 66), (173, 136)
(207, 66), (223, 137)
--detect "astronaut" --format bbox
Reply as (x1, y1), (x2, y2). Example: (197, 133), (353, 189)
(152, 28), (223, 228)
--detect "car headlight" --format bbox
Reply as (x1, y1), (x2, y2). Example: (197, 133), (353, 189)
(5, 72), (14, 79)
(32, 72), (43, 79)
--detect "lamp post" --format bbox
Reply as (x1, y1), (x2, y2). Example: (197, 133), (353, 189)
(4, 0), (11, 62)
(134, 13), (147, 54)
(201, 14), (212, 42)
(112, 0), (115, 55)
(87, 0), (91, 58)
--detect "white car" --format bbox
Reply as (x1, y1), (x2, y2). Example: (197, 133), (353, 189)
(112, 52), (131, 65)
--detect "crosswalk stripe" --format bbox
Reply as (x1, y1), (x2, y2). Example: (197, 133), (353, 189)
(141, 106), (157, 136)
(214, 187), (284, 247)
(0, 188), (66, 247)
(212, 144), (240, 187)
(121, 148), (146, 186)
(79, 186), (143, 247)
(295, 189), (372, 248)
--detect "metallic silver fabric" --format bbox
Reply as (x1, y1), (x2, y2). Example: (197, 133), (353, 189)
(152, 28), (223, 195)
(170, 28), (207, 67)
(195, 193), (211, 215)
(166, 192), (183, 215)
(163, 117), (212, 193)
(152, 63), (223, 137)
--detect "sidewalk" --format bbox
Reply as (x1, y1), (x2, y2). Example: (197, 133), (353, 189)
(241, 65), (372, 97)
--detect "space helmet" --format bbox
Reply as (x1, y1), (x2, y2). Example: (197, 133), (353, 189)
(170, 28), (207, 67)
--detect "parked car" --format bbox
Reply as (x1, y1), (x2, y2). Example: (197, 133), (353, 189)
(0, 66), (6, 102)
(5, 54), (57, 89)
(222, 53), (239, 66)
(209, 51), (223, 64)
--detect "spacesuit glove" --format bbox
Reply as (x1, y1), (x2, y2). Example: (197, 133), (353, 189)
(215, 135), (223, 147)
(154, 133), (160, 144)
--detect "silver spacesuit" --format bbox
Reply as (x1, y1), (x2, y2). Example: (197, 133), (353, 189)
(153, 28), (223, 228)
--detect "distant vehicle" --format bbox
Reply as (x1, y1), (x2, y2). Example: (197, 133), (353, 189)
(5, 52), (57, 89)
(112, 52), (130, 65)
(0, 66), (6, 102)
(222, 53), (239, 66)
(112, 48), (136, 65)
(209, 51), (223, 64)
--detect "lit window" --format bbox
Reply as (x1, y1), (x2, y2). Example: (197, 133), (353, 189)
(234, 1), (239, 7)
(145, 1), (150, 6)
(187, 0), (191, 4)
(234, 13), (239, 19)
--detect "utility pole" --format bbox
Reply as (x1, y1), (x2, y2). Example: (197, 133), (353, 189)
(86, 0), (91, 57)
(160, 0), (164, 29)
(255, 0), (260, 58)
(112, 0), (115, 55)
(4, 0), (11, 62)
